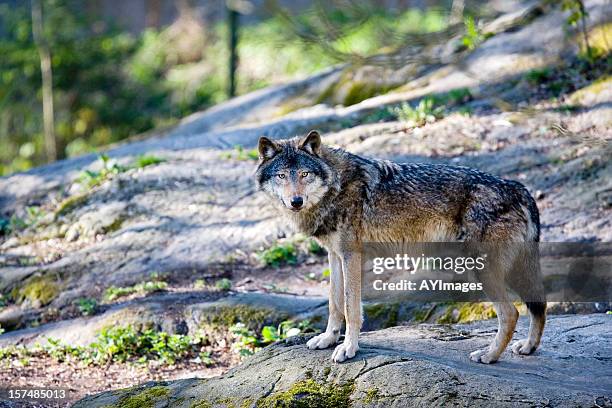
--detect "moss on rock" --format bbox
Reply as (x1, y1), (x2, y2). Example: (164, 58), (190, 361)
(190, 400), (213, 408)
(363, 388), (380, 404)
(256, 379), (354, 408)
(114, 386), (169, 408)
(55, 193), (89, 217)
(12, 275), (60, 307)
(437, 302), (497, 324)
(363, 302), (400, 328)
(203, 305), (287, 332)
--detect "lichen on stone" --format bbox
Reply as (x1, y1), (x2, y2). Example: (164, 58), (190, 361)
(113, 385), (169, 408)
(437, 302), (497, 324)
(12, 275), (60, 307)
(54, 193), (89, 217)
(363, 387), (380, 404)
(203, 304), (287, 332)
(256, 379), (354, 408)
(363, 302), (400, 328)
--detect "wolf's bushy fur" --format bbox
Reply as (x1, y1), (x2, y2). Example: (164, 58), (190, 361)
(256, 131), (546, 364)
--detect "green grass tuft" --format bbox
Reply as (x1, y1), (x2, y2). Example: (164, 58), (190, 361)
(257, 242), (298, 267)
(104, 281), (168, 301)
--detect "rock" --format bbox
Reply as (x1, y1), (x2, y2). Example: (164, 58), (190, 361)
(0, 0), (610, 371)
(64, 201), (127, 240)
(74, 314), (612, 407)
(0, 292), (327, 348)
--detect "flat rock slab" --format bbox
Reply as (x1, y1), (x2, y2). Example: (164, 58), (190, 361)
(0, 292), (327, 348)
(75, 314), (612, 407)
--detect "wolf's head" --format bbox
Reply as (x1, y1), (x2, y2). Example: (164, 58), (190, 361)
(255, 130), (335, 213)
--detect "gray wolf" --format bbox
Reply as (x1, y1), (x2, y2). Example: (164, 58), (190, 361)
(255, 130), (546, 364)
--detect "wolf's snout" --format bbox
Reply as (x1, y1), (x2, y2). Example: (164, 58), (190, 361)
(290, 196), (303, 209)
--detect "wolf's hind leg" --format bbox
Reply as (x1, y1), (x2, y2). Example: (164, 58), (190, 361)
(508, 246), (546, 355)
(470, 257), (518, 364)
(512, 301), (546, 355)
(307, 252), (344, 350)
(470, 301), (518, 364)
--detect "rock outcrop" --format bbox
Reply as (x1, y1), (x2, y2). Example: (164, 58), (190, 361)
(74, 314), (612, 407)
(0, 1), (610, 404)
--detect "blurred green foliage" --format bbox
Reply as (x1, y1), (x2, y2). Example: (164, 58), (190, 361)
(0, 1), (449, 177)
(0, 1), (177, 175)
(0, 0), (227, 176)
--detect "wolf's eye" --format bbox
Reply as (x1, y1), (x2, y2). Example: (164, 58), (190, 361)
(276, 174), (286, 179)
(301, 172), (309, 178)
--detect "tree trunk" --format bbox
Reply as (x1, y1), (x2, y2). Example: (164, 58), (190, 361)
(227, 4), (238, 98)
(31, 0), (57, 162)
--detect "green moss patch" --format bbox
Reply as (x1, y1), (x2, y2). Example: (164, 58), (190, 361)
(12, 276), (60, 307)
(55, 193), (89, 217)
(114, 386), (169, 408)
(256, 379), (354, 408)
(437, 302), (497, 324)
(364, 302), (400, 328)
(204, 305), (287, 333)
(364, 388), (380, 404)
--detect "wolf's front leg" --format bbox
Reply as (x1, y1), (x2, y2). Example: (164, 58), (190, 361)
(307, 252), (344, 350)
(331, 252), (361, 362)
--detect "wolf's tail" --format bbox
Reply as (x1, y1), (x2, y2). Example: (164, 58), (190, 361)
(515, 182), (540, 242)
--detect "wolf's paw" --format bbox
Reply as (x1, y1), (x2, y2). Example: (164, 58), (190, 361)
(469, 348), (498, 364)
(331, 341), (358, 363)
(511, 339), (536, 355)
(307, 332), (340, 350)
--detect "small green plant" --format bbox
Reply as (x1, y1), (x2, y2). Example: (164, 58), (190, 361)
(89, 326), (201, 364)
(307, 239), (325, 255)
(390, 97), (445, 126)
(0, 325), (4, 336)
(461, 16), (484, 50)
(0, 326), (211, 367)
(24, 206), (45, 226)
(75, 298), (97, 316)
(77, 153), (166, 189)
(194, 279), (206, 289)
(215, 278), (232, 291)
(257, 242), (298, 267)
(229, 323), (260, 357)
(197, 350), (214, 366)
(221, 145), (259, 161)
(78, 154), (127, 189)
(104, 280), (168, 301)
(230, 319), (315, 357)
(444, 88), (473, 105)
(135, 154), (165, 168)
(526, 68), (553, 84)
(305, 267), (331, 282)
(1, 207), (46, 235)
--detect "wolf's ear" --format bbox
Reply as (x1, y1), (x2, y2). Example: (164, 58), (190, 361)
(258, 137), (280, 161)
(299, 130), (321, 155)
